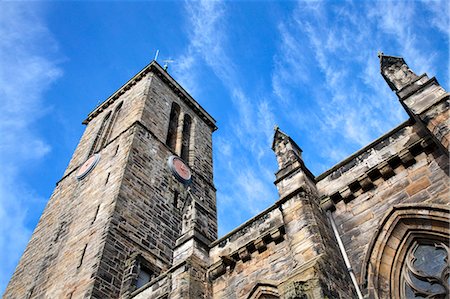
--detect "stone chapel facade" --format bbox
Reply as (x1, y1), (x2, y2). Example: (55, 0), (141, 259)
(4, 54), (449, 299)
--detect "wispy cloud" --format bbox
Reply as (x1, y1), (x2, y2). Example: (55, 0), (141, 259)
(173, 0), (447, 235)
(270, 0), (443, 172)
(368, 1), (436, 75)
(0, 3), (62, 294)
(174, 0), (279, 235)
(421, 0), (450, 36)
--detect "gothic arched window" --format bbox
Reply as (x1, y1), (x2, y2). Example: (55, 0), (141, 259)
(362, 205), (450, 299)
(181, 114), (192, 163)
(401, 240), (449, 298)
(166, 102), (180, 152)
(89, 111), (111, 157)
(101, 102), (123, 148)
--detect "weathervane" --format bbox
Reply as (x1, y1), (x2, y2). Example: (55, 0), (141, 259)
(163, 59), (175, 71)
(152, 50), (174, 71)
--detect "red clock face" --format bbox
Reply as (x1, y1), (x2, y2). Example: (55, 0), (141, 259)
(76, 154), (100, 180)
(168, 156), (192, 184)
(173, 158), (191, 181)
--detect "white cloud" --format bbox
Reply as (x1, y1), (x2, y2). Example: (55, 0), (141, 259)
(271, 23), (310, 103)
(175, 0), (280, 235)
(269, 0), (443, 172)
(421, 0), (450, 36)
(0, 3), (62, 294)
(180, 0), (236, 88)
(368, 1), (437, 75)
(172, 53), (198, 96)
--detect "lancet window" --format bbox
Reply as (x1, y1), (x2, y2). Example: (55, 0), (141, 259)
(101, 102), (123, 149)
(89, 111), (111, 157)
(180, 114), (192, 163)
(166, 102), (180, 151)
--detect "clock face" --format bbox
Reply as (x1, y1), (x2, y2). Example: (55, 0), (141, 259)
(76, 154), (100, 180)
(168, 156), (192, 185)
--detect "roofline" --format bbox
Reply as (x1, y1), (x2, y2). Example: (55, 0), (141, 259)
(82, 61), (217, 131)
(315, 119), (412, 181)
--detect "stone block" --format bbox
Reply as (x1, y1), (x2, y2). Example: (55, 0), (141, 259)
(405, 176), (431, 196)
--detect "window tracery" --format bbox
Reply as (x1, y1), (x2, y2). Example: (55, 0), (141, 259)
(362, 205), (450, 299)
(402, 240), (449, 298)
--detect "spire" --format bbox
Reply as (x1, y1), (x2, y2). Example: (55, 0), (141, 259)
(271, 126), (316, 199)
(379, 53), (418, 92)
(272, 125), (303, 170)
(379, 53), (449, 154)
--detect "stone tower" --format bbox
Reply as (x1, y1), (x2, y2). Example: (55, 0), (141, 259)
(4, 61), (217, 298)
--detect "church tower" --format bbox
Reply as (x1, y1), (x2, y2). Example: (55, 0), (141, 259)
(4, 61), (217, 298)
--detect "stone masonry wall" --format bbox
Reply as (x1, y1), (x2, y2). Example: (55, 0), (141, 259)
(143, 73), (215, 184)
(64, 73), (150, 178)
(4, 127), (134, 298)
(5, 62), (217, 299)
(88, 67), (217, 297)
(317, 121), (449, 294)
(209, 190), (355, 299)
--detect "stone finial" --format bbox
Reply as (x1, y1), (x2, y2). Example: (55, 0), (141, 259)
(272, 127), (303, 170)
(379, 54), (418, 92)
(272, 127), (316, 199)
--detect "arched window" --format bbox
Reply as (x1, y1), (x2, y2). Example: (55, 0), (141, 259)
(166, 102), (180, 151)
(401, 239), (448, 298)
(180, 114), (192, 163)
(101, 102), (123, 149)
(362, 205), (450, 299)
(89, 111), (111, 157)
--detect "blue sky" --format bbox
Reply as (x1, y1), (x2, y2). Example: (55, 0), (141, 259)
(0, 0), (448, 294)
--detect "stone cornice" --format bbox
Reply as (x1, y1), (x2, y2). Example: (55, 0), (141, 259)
(208, 226), (286, 281)
(82, 61), (217, 132)
(320, 135), (435, 210)
(274, 160), (315, 185)
(316, 120), (411, 181)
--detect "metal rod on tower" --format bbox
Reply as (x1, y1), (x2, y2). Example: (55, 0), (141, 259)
(154, 50), (159, 61)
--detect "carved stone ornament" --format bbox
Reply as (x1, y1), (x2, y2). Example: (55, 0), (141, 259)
(76, 154), (100, 180)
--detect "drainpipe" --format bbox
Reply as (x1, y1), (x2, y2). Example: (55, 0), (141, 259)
(327, 210), (364, 299)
